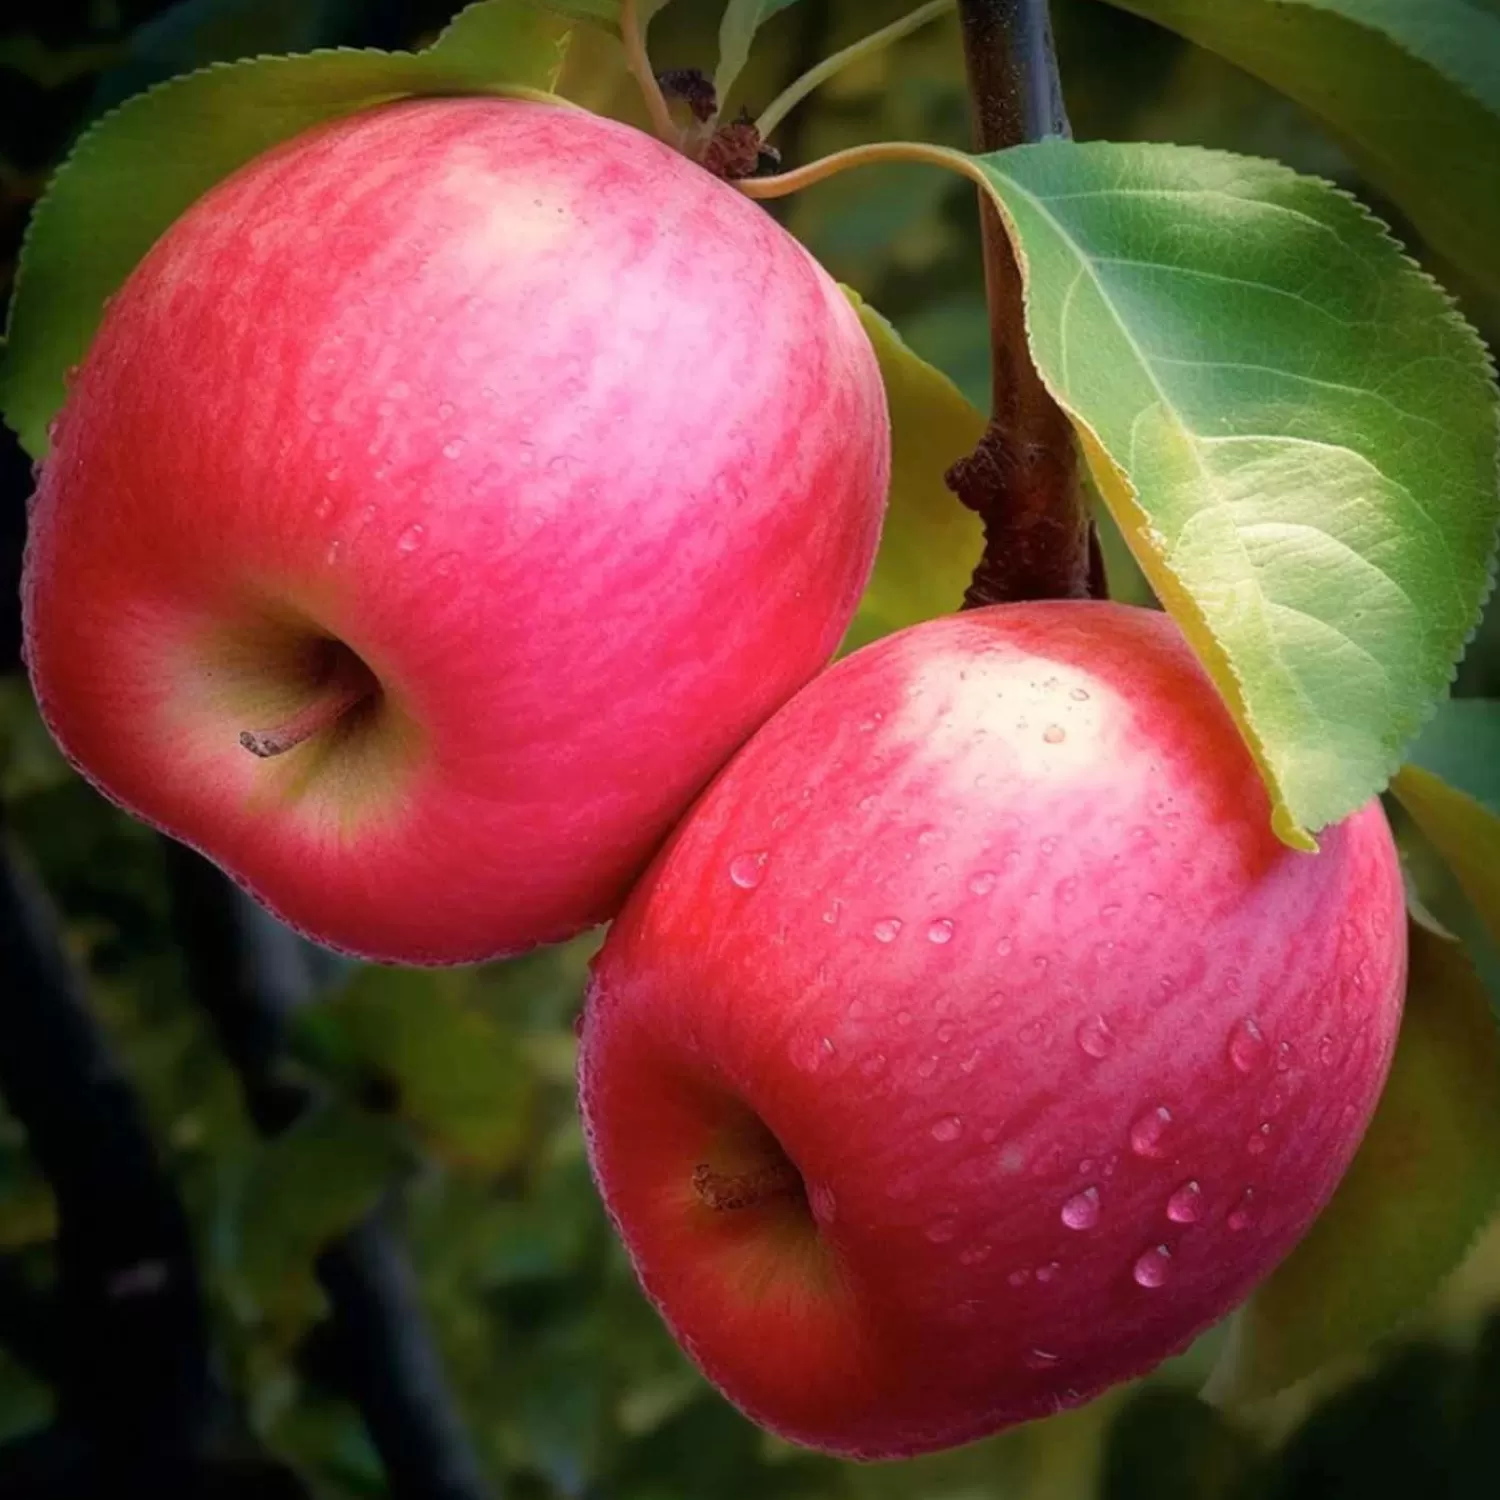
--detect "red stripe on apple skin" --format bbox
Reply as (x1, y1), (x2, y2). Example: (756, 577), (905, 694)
(23, 98), (889, 964)
(579, 601), (1406, 1458)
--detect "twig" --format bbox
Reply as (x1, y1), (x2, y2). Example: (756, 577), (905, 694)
(621, 0), (676, 145)
(164, 845), (494, 1500)
(951, 0), (1096, 605)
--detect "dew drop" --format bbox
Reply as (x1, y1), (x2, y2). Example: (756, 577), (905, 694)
(927, 918), (955, 945)
(442, 438), (465, 460)
(325, 539), (343, 565)
(1036, 1261), (1061, 1283)
(1017, 1018), (1047, 1046)
(996, 936), (1013, 957)
(1040, 837), (1058, 856)
(728, 851), (768, 889)
(936, 1023), (956, 1044)
(1057, 877), (1079, 905)
(437, 401), (455, 419)
(959, 1244), (991, 1266)
(1276, 1040), (1294, 1072)
(1061, 1186), (1101, 1230)
(396, 524), (425, 555)
(925, 1216), (958, 1244)
(1228, 1017), (1268, 1074)
(1318, 1034), (1337, 1066)
(896, 1009), (913, 1027)
(873, 918), (904, 943)
(1129, 1105), (1173, 1157)
(1043, 724), (1067, 745)
(931, 1115), (963, 1143)
(1007, 1268), (1030, 1288)
(1024, 1349), (1061, 1370)
(1166, 1181), (1203, 1224)
(997, 1143), (1026, 1174)
(1247, 1122), (1272, 1156)
(1132, 1244), (1173, 1289)
(969, 871), (997, 896)
(313, 495), (334, 520)
(1227, 1188), (1257, 1231)
(1076, 1015), (1115, 1060)
(1069, 687), (1090, 702)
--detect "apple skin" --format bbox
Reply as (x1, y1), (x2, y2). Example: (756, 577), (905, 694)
(578, 601), (1407, 1458)
(23, 98), (888, 962)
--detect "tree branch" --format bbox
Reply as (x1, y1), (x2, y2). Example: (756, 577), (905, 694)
(0, 825), (215, 1486)
(949, 0), (1100, 605)
(164, 845), (494, 1500)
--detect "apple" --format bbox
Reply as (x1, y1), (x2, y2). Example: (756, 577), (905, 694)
(578, 601), (1406, 1458)
(23, 97), (888, 962)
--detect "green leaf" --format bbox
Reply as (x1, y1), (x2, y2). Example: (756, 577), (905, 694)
(1104, 0), (1500, 296)
(1211, 922), (1500, 1402)
(1403, 697), (1500, 814)
(0, 0), (574, 458)
(301, 968), (538, 1174)
(967, 140), (1499, 847)
(842, 288), (984, 651)
(1392, 764), (1500, 953)
(714, 0), (803, 105)
(233, 1101), (409, 1334)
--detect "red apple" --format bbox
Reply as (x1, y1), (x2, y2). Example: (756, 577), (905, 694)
(579, 601), (1406, 1457)
(23, 98), (888, 962)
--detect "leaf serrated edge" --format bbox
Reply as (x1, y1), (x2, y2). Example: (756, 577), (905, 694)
(982, 140), (1500, 843)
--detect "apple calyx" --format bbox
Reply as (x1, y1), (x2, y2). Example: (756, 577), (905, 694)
(691, 1159), (803, 1212)
(237, 645), (377, 759)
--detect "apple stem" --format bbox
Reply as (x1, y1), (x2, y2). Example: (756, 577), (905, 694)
(692, 1160), (804, 1212)
(950, 0), (1103, 605)
(621, 0), (679, 147)
(238, 654), (375, 759)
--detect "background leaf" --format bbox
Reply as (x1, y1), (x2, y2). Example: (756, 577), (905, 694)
(0, 0), (574, 457)
(1209, 923), (1500, 1403)
(968, 139), (1499, 846)
(714, 0), (803, 106)
(299, 967), (538, 1174)
(1103, 0), (1500, 297)
(843, 287), (984, 651)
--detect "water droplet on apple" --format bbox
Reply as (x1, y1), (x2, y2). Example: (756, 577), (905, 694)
(325, 539), (342, 565)
(1228, 1017), (1268, 1074)
(1036, 1261), (1061, 1283)
(1040, 837), (1058, 856)
(1276, 1040), (1294, 1072)
(1069, 687), (1090, 702)
(1043, 724), (1066, 744)
(925, 1216), (958, 1243)
(437, 401), (455, 419)
(396, 524), (425, 555)
(1166, 1181), (1203, 1223)
(997, 1143), (1026, 1174)
(442, 439), (465, 460)
(927, 918), (955, 945)
(1024, 1348), (1061, 1370)
(1318, 1034), (1337, 1066)
(1017, 1018), (1047, 1046)
(996, 936), (1013, 957)
(872, 918), (903, 943)
(968, 871), (996, 896)
(1132, 1244), (1173, 1288)
(896, 1009), (912, 1027)
(1129, 1105), (1172, 1156)
(1060, 1186), (1100, 1230)
(958, 1244), (991, 1266)
(313, 495), (334, 520)
(931, 1115), (962, 1142)
(1246, 1122), (1272, 1155)
(1076, 1015), (1115, 1059)
(1007, 1267), (1030, 1287)
(1227, 1188), (1257, 1231)
(728, 851), (768, 889)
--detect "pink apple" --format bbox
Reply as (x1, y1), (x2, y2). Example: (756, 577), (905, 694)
(23, 98), (888, 962)
(579, 601), (1406, 1458)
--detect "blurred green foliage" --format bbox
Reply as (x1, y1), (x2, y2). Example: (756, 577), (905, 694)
(2, 1), (1500, 1497)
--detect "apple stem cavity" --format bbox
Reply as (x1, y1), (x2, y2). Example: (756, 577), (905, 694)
(238, 647), (376, 759)
(949, 0), (1101, 607)
(692, 1159), (804, 1213)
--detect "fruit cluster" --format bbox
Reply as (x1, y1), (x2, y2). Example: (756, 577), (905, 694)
(23, 100), (1406, 1457)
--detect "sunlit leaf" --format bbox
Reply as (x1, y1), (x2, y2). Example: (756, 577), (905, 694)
(842, 287), (985, 651)
(967, 140), (1499, 847)
(0, 0), (575, 457)
(1212, 923), (1500, 1402)
(1105, 0), (1500, 295)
